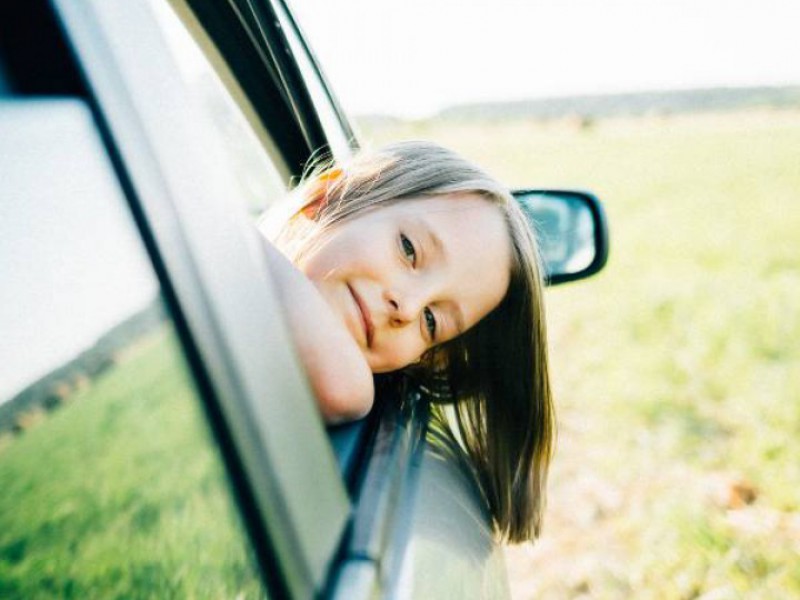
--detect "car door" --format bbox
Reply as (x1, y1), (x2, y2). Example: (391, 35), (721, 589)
(1, 0), (351, 598)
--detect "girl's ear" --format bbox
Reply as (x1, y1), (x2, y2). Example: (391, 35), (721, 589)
(300, 167), (342, 219)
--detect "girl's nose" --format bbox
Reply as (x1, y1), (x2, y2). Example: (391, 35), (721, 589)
(385, 285), (427, 326)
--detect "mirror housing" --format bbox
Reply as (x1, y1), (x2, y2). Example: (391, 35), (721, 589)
(513, 189), (610, 285)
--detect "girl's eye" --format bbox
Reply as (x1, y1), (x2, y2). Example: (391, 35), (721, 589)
(424, 307), (437, 340)
(400, 233), (416, 266)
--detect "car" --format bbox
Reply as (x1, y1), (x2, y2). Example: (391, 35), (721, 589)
(0, 0), (608, 598)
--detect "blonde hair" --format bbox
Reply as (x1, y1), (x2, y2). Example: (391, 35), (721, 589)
(262, 141), (555, 542)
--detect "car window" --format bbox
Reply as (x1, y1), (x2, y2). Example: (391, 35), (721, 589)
(0, 100), (267, 598)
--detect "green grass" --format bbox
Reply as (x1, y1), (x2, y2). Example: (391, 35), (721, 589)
(0, 328), (265, 599)
(2, 109), (798, 599)
(360, 110), (800, 598)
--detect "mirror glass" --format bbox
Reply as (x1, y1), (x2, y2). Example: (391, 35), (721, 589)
(515, 191), (597, 279)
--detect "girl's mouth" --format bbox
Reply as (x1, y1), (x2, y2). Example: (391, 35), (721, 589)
(347, 284), (374, 347)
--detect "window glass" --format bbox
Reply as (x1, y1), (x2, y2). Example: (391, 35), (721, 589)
(0, 100), (267, 598)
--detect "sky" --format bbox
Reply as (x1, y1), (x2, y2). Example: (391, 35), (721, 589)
(3, 0), (799, 404)
(0, 102), (158, 403)
(290, 0), (800, 118)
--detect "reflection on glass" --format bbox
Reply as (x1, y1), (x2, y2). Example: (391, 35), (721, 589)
(0, 101), (265, 597)
(517, 192), (596, 277)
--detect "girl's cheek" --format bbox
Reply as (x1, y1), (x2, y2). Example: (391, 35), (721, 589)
(390, 342), (424, 372)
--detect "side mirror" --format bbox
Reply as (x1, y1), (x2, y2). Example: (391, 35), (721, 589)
(513, 189), (610, 285)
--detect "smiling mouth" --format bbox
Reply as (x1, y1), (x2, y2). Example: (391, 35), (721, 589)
(347, 284), (374, 348)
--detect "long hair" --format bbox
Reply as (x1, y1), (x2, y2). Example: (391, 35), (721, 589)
(260, 141), (555, 543)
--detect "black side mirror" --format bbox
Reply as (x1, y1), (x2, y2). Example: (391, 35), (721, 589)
(513, 189), (610, 285)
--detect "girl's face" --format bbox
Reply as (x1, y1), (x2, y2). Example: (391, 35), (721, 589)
(299, 194), (512, 373)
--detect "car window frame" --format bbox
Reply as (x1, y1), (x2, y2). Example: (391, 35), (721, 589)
(51, 0), (352, 596)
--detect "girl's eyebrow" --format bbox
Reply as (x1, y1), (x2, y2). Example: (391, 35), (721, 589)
(414, 216), (445, 260)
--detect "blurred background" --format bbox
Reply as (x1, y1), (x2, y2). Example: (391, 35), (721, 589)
(293, 0), (800, 597)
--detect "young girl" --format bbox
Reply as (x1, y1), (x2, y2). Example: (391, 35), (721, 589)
(259, 141), (553, 544)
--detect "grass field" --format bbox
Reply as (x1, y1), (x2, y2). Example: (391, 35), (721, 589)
(357, 109), (800, 599)
(0, 328), (265, 599)
(2, 109), (797, 599)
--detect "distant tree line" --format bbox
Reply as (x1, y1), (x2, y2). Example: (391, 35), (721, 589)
(0, 299), (167, 436)
(404, 86), (800, 122)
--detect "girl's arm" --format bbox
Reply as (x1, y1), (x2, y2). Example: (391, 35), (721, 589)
(259, 237), (374, 423)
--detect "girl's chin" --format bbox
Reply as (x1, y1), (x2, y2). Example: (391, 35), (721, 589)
(368, 358), (392, 375)
(369, 358), (412, 375)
